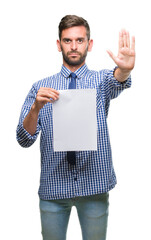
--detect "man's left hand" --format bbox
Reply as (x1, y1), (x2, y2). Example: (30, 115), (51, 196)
(107, 29), (135, 72)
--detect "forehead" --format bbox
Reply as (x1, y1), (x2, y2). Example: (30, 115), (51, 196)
(61, 26), (87, 39)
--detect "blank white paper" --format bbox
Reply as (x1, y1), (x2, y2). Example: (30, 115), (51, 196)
(52, 89), (97, 152)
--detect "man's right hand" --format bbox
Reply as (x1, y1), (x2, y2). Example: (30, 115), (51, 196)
(23, 87), (59, 136)
(33, 87), (60, 112)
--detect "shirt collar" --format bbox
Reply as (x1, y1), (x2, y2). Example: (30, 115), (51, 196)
(61, 64), (88, 78)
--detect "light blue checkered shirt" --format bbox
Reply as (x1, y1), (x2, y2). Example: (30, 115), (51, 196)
(16, 64), (131, 200)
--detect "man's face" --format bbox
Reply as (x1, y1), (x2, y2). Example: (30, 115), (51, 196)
(57, 26), (93, 69)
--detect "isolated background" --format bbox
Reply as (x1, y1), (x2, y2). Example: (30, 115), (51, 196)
(1, 0), (151, 239)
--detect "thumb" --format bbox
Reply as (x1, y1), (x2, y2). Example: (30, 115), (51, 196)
(106, 50), (117, 63)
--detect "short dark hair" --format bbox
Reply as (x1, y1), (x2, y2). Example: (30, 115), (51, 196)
(58, 15), (90, 40)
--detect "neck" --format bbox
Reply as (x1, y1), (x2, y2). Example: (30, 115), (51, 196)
(63, 61), (85, 72)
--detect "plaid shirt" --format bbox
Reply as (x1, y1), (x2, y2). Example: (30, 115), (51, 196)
(16, 64), (131, 200)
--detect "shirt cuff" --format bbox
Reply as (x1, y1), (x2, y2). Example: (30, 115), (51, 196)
(112, 67), (132, 88)
(16, 122), (41, 147)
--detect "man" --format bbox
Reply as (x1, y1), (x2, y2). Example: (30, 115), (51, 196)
(16, 15), (135, 240)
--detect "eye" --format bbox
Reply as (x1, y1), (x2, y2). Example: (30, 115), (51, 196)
(63, 39), (71, 43)
(77, 39), (83, 43)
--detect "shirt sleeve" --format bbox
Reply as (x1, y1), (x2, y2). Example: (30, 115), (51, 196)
(103, 67), (132, 100)
(16, 84), (41, 148)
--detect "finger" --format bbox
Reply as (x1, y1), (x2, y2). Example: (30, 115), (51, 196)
(131, 36), (135, 51)
(38, 90), (59, 101)
(39, 88), (59, 99)
(119, 30), (123, 49)
(38, 96), (52, 103)
(46, 90), (59, 100)
(48, 88), (60, 97)
(48, 92), (59, 101)
(126, 31), (130, 48)
(35, 97), (52, 109)
(36, 95), (57, 106)
(39, 87), (59, 95)
(107, 50), (117, 63)
(49, 88), (60, 95)
(123, 30), (127, 47)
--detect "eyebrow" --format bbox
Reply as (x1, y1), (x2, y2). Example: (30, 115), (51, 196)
(62, 37), (86, 41)
(62, 38), (71, 41)
(77, 37), (86, 41)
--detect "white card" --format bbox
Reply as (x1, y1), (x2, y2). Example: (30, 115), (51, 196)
(52, 89), (97, 151)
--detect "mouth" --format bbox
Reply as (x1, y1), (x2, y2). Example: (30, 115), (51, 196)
(68, 52), (80, 57)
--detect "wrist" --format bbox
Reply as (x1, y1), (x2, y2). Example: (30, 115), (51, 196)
(114, 67), (131, 82)
(118, 67), (131, 74)
(31, 102), (40, 115)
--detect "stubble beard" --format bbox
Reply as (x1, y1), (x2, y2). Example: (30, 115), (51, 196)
(61, 46), (88, 67)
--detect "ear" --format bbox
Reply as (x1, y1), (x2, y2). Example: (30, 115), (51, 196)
(56, 40), (62, 52)
(88, 39), (93, 52)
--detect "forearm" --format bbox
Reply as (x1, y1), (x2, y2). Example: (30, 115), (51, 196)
(114, 67), (131, 82)
(23, 103), (40, 136)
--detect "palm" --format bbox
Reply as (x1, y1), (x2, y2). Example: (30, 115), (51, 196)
(107, 30), (135, 71)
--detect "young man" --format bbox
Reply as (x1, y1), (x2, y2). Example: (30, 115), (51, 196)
(16, 15), (135, 240)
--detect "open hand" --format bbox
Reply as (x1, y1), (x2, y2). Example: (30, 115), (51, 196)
(107, 29), (135, 71)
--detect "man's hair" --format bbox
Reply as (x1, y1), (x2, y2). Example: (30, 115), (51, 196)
(58, 15), (90, 41)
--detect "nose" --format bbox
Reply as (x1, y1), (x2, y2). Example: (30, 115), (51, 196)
(71, 40), (77, 50)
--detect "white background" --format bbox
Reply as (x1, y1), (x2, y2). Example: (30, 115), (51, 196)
(0, 0), (151, 239)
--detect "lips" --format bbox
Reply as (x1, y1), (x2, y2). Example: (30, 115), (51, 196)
(69, 54), (79, 57)
(67, 51), (81, 57)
